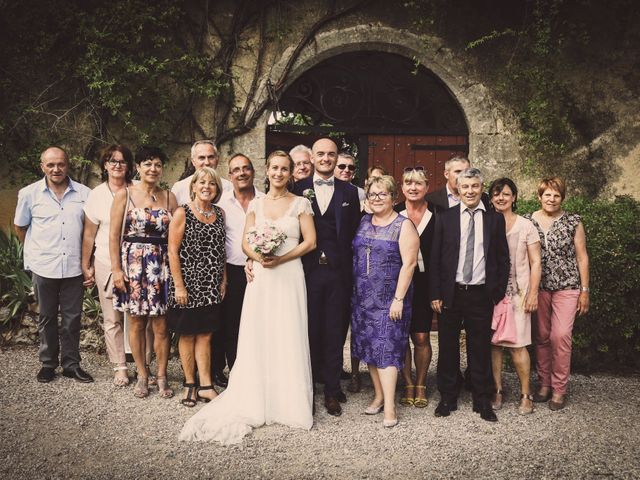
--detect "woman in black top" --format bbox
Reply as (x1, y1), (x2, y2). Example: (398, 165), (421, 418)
(395, 167), (436, 408)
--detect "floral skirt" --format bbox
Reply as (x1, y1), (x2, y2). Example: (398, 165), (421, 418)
(113, 241), (169, 316)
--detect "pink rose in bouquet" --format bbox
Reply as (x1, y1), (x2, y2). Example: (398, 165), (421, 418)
(246, 223), (287, 257)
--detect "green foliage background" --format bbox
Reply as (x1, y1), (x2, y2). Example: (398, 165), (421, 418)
(0, 0), (226, 184)
(517, 196), (640, 371)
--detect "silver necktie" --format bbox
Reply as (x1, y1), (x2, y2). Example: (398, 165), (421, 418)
(462, 209), (476, 284)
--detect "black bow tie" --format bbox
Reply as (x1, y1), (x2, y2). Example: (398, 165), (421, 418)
(314, 178), (334, 186)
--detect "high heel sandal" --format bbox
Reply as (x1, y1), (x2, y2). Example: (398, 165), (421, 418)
(145, 364), (157, 386)
(399, 384), (415, 406)
(365, 403), (384, 415)
(156, 376), (174, 399)
(133, 376), (149, 398)
(518, 393), (534, 415)
(491, 389), (504, 410)
(413, 385), (429, 408)
(181, 383), (197, 407)
(113, 366), (129, 387)
(196, 385), (217, 403)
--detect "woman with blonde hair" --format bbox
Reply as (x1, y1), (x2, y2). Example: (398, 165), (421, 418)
(351, 175), (419, 427)
(168, 167), (227, 406)
(394, 166), (436, 408)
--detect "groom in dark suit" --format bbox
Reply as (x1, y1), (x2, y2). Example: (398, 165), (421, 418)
(429, 167), (509, 422)
(293, 138), (361, 416)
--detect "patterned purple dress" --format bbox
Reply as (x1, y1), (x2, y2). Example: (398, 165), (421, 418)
(351, 214), (412, 370)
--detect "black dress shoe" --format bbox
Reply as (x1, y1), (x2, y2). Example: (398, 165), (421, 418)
(434, 400), (458, 417)
(477, 404), (498, 422)
(213, 371), (228, 388)
(62, 367), (94, 383)
(533, 390), (552, 403)
(340, 369), (351, 380)
(336, 390), (347, 403)
(324, 397), (342, 416)
(37, 367), (56, 383)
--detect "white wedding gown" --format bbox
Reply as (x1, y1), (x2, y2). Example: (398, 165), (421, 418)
(180, 196), (314, 444)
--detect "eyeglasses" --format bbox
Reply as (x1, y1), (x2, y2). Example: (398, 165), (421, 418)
(230, 166), (253, 175)
(108, 160), (127, 167)
(294, 161), (311, 167)
(403, 166), (425, 173)
(367, 192), (391, 201)
(336, 164), (356, 171)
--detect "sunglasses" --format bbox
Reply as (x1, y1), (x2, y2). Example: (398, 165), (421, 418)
(403, 166), (425, 173)
(336, 164), (356, 171)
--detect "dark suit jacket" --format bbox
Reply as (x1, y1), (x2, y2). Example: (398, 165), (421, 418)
(293, 177), (361, 277)
(425, 186), (491, 214)
(428, 203), (509, 308)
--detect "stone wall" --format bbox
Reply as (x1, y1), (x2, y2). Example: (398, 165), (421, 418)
(1, 0), (638, 205)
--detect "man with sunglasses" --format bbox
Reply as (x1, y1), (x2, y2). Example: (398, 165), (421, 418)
(334, 152), (366, 203)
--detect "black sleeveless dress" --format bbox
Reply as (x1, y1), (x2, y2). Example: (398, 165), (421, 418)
(167, 205), (226, 334)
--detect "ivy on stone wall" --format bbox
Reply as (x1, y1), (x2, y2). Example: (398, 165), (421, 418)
(0, 0), (370, 185)
(405, 0), (639, 196)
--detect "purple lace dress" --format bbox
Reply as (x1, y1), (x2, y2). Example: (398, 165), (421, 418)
(351, 214), (412, 370)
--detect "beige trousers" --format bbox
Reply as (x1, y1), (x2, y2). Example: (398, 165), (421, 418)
(95, 258), (126, 364)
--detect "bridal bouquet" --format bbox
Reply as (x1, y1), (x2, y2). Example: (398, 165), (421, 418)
(246, 223), (287, 257)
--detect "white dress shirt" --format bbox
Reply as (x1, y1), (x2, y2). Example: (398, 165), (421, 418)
(171, 174), (232, 206)
(217, 188), (265, 266)
(313, 173), (335, 215)
(455, 202), (486, 285)
(446, 184), (461, 208)
(14, 177), (90, 278)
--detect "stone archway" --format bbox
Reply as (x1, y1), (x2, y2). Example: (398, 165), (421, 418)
(230, 25), (520, 186)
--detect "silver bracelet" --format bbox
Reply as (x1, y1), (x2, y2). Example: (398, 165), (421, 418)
(580, 286), (590, 293)
(393, 296), (403, 302)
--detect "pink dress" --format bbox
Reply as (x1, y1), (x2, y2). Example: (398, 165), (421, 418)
(493, 216), (540, 348)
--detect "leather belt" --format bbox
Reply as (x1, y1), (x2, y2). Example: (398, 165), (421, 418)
(455, 283), (485, 291)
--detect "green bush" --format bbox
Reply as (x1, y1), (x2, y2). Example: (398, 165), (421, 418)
(0, 229), (34, 324)
(518, 195), (640, 371)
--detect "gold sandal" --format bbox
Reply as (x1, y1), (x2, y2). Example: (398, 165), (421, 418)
(413, 385), (428, 408)
(133, 376), (149, 398)
(156, 376), (174, 399)
(400, 384), (415, 406)
(113, 366), (129, 387)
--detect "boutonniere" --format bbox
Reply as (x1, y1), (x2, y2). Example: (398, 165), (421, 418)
(303, 188), (316, 201)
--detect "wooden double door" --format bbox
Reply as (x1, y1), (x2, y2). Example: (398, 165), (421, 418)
(366, 135), (467, 198)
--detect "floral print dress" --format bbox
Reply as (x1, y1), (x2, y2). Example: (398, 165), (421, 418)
(113, 207), (171, 316)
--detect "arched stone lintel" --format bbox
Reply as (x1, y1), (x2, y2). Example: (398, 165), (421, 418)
(243, 24), (521, 184)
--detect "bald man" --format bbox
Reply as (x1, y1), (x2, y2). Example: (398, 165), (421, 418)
(14, 147), (93, 383)
(293, 138), (361, 416)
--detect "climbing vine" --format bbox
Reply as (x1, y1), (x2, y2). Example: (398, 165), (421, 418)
(404, 0), (639, 195)
(0, 0), (369, 184)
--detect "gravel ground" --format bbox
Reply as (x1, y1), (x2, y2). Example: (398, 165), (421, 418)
(1, 343), (639, 480)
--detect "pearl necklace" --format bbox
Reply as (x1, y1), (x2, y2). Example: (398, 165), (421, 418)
(194, 204), (215, 219)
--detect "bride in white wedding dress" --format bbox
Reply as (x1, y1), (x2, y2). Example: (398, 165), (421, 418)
(180, 151), (317, 445)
